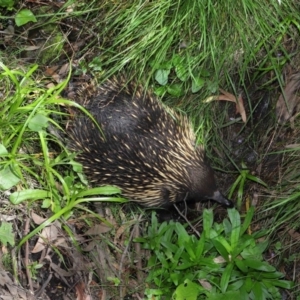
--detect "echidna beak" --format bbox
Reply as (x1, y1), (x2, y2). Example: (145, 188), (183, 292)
(211, 190), (234, 208)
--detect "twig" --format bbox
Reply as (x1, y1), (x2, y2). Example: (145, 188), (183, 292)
(173, 204), (200, 238)
(24, 217), (34, 292)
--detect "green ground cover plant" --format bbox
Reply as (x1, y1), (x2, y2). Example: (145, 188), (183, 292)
(138, 209), (293, 300)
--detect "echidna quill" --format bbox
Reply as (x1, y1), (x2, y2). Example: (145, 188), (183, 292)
(67, 78), (233, 209)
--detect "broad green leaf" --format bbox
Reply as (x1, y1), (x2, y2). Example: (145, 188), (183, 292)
(173, 55), (188, 81)
(0, 166), (20, 190)
(155, 250), (169, 268)
(155, 69), (170, 85)
(161, 241), (179, 254)
(234, 259), (248, 273)
(175, 222), (190, 246)
(0, 222), (15, 246)
(167, 83), (184, 97)
(42, 199), (51, 208)
(192, 77), (205, 93)
(228, 208), (240, 249)
(154, 85), (167, 96)
(223, 219), (232, 236)
(0, 144), (8, 155)
(203, 209), (214, 238)
(10, 189), (49, 204)
(252, 282), (264, 300)
(220, 263), (234, 293)
(171, 246), (185, 269)
(15, 9), (37, 27)
(28, 114), (48, 131)
(77, 186), (121, 197)
(207, 291), (241, 300)
(257, 271), (284, 279)
(195, 233), (205, 257)
(262, 279), (294, 289)
(170, 272), (180, 285)
(243, 259), (275, 272)
(212, 239), (229, 259)
(176, 261), (194, 270)
(244, 276), (253, 293)
(173, 279), (201, 300)
(226, 279), (244, 291)
(0, 0), (14, 9)
(175, 63), (188, 82)
(240, 206), (255, 236)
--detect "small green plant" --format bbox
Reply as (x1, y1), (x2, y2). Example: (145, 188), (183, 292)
(0, 0), (37, 26)
(0, 0), (14, 9)
(27, 261), (43, 280)
(15, 9), (37, 27)
(151, 53), (211, 98)
(228, 162), (267, 209)
(137, 208), (293, 299)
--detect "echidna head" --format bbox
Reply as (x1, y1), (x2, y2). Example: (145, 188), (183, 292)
(185, 162), (234, 208)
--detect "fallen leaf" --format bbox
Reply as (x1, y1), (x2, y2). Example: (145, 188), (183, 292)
(31, 224), (58, 253)
(285, 144), (300, 149)
(199, 279), (212, 290)
(23, 45), (41, 51)
(31, 211), (46, 225)
(288, 228), (300, 241)
(114, 220), (136, 245)
(45, 66), (59, 76)
(276, 72), (300, 124)
(84, 223), (112, 236)
(204, 89), (247, 122)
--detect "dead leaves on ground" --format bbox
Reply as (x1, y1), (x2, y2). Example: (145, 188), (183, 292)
(0, 270), (36, 300)
(204, 89), (247, 122)
(19, 210), (146, 299)
(276, 72), (300, 124)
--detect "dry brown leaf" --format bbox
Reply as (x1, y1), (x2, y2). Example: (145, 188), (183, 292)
(84, 223), (112, 236)
(204, 89), (247, 122)
(219, 89), (247, 122)
(45, 66), (59, 76)
(58, 63), (70, 76)
(3, 25), (14, 42)
(199, 279), (212, 290)
(285, 143), (300, 149)
(0, 270), (35, 300)
(276, 72), (300, 124)
(213, 256), (227, 264)
(23, 45), (41, 51)
(49, 261), (74, 277)
(31, 212), (46, 225)
(114, 220), (136, 245)
(31, 224), (58, 253)
(288, 228), (300, 241)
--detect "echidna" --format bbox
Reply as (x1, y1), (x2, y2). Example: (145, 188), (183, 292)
(67, 77), (233, 209)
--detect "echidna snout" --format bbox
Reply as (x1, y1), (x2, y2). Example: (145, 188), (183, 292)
(184, 164), (233, 208)
(67, 77), (234, 209)
(210, 191), (234, 208)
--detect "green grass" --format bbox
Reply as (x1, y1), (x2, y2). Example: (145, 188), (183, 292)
(0, 63), (127, 250)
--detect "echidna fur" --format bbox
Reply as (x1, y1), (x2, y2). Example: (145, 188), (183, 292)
(67, 77), (233, 209)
